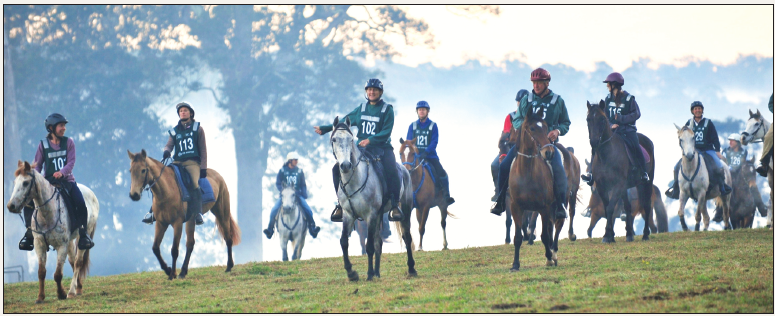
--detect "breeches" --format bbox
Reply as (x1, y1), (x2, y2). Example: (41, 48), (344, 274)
(176, 160), (201, 189)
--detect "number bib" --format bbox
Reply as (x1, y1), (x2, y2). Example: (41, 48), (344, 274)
(281, 167), (301, 191)
(41, 137), (68, 180)
(604, 93), (634, 125)
(412, 121), (435, 153)
(692, 119), (710, 148)
(170, 122), (201, 161)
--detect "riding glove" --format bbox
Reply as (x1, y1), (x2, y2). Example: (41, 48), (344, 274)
(163, 150), (171, 159)
(200, 169), (207, 178)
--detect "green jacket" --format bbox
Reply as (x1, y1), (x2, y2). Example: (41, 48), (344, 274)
(513, 90), (571, 136)
(768, 93), (773, 113)
(319, 100), (395, 149)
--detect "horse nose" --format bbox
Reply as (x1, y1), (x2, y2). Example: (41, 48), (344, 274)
(341, 161), (352, 172)
(7, 203), (15, 211)
(129, 192), (141, 201)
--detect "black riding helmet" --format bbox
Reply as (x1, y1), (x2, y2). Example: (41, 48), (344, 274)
(690, 101), (704, 112)
(364, 78), (383, 101)
(515, 89), (529, 103)
(176, 102), (195, 118)
(44, 113), (68, 133)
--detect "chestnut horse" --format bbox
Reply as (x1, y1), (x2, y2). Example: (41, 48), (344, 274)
(586, 101), (656, 243)
(507, 107), (565, 271)
(398, 137), (457, 251)
(127, 150), (241, 279)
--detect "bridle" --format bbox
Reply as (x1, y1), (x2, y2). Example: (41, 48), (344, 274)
(331, 125), (370, 207)
(18, 171), (62, 250)
(401, 147), (425, 171)
(741, 118), (767, 143)
(517, 126), (553, 159)
(141, 158), (167, 193)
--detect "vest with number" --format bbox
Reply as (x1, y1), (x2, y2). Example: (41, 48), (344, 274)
(356, 101), (392, 146)
(691, 118), (710, 149)
(723, 148), (747, 170)
(41, 137), (68, 180)
(412, 120), (436, 153)
(280, 166), (302, 191)
(604, 92), (635, 126)
(516, 92), (561, 128)
(169, 122), (201, 161)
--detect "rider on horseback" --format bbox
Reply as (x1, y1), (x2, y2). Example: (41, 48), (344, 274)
(314, 78), (404, 223)
(19, 113), (95, 251)
(263, 152), (322, 239)
(581, 72), (649, 186)
(490, 68), (570, 220)
(756, 93), (773, 177)
(665, 101), (733, 199)
(491, 89), (530, 201)
(406, 100), (455, 205)
(142, 102), (206, 225)
(714, 133), (768, 222)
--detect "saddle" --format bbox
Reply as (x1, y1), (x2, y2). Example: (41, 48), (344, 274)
(48, 180), (79, 234)
(170, 164), (215, 204)
(360, 147), (390, 199)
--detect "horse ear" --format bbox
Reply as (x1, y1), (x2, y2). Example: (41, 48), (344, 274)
(18, 160), (23, 168)
(399, 137), (405, 145)
(333, 116), (339, 127)
(584, 158), (590, 166)
(674, 123), (682, 131)
(140, 149), (147, 159)
(345, 116), (351, 127)
(127, 149), (135, 161)
(410, 137), (417, 144)
(689, 119), (696, 130)
(749, 109), (754, 118)
(587, 101), (592, 111)
(756, 109), (761, 117)
(598, 100), (606, 111)
(23, 161), (31, 172)
(535, 107), (545, 120)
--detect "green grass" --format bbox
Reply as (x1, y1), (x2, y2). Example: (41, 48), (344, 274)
(4, 229), (773, 313)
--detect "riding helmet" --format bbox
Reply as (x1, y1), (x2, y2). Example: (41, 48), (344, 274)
(690, 101), (704, 112)
(603, 72), (625, 86)
(727, 133), (742, 142)
(530, 68), (551, 82)
(515, 89), (529, 103)
(176, 102), (195, 118)
(416, 101), (430, 110)
(365, 78), (383, 91)
(286, 151), (299, 161)
(44, 113), (68, 133)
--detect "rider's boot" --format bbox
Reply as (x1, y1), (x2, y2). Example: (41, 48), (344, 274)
(142, 206), (155, 224)
(186, 189), (203, 224)
(195, 212), (204, 226)
(717, 169), (733, 195)
(581, 172), (594, 187)
(439, 176), (455, 205)
(756, 150), (772, 177)
(491, 189), (498, 202)
(263, 227), (274, 239)
(554, 201), (568, 220)
(19, 227), (34, 251)
(490, 190), (506, 216)
(330, 203), (343, 223)
(306, 216), (321, 239)
(77, 226), (94, 250)
(712, 205), (724, 223)
(664, 161), (680, 199)
(388, 198), (404, 222)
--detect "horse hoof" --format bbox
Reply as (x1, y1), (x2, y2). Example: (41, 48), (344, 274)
(348, 271), (359, 282)
(527, 240), (534, 245)
(225, 267), (232, 273)
(179, 274), (187, 279)
(642, 235), (649, 241)
(35, 299), (44, 304)
(626, 235), (634, 242)
(569, 234), (577, 242)
(407, 270), (418, 277)
(67, 293), (76, 299)
(695, 224), (700, 231)
(602, 237), (615, 244)
(510, 267), (520, 272)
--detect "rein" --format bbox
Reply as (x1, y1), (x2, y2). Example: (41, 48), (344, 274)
(679, 150), (703, 199)
(24, 172), (63, 251)
(742, 119), (768, 143)
(402, 151), (428, 208)
(516, 130), (552, 159)
(332, 127), (371, 218)
(143, 159), (168, 192)
(280, 199), (302, 232)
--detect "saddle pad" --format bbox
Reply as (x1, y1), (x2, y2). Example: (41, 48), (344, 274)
(172, 164), (215, 203)
(54, 183), (78, 234)
(199, 178), (215, 203)
(640, 145), (650, 164)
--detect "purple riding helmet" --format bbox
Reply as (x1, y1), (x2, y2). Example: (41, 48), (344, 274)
(603, 72), (624, 86)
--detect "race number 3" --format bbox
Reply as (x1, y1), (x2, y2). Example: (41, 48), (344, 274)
(361, 121), (376, 135)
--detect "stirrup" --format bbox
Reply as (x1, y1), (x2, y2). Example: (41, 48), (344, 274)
(195, 213), (204, 226)
(77, 232), (94, 250)
(330, 205), (343, 223)
(388, 207), (403, 222)
(490, 201), (504, 216)
(19, 229), (34, 251)
(142, 212), (155, 224)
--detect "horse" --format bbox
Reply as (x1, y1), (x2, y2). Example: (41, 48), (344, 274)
(275, 184), (306, 261)
(398, 137), (457, 251)
(507, 107), (565, 271)
(353, 217), (397, 255)
(329, 116), (416, 281)
(581, 159), (669, 237)
(127, 150), (241, 279)
(741, 109), (773, 228)
(504, 194), (537, 245)
(586, 100), (655, 243)
(6, 161), (98, 303)
(673, 124), (733, 231)
(722, 158), (759, 229)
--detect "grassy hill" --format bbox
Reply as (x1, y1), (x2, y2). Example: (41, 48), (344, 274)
(3, 229), (773, 313)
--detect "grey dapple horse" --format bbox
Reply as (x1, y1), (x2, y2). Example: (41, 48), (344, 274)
(675, 123), (733, 231)
(740, 109), (773, 228)
(6, 161), (99, 303)
(329, 116), (416, 281)
(275, 184), (307, 261)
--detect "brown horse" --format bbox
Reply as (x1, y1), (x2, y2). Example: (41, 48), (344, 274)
(127, 150), (241, 279)
(586, 100), (655, 243)
(722, 158), (758, 229)
(507, 107), (565, 271)
(582, 159), (669, 237)
(398, 137), (457, 251)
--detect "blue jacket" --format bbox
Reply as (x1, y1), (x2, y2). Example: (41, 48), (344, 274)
(406, 118), (439, 159)
(276, 165), (307, 199)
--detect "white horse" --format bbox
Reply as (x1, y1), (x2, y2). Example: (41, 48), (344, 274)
(276, 184), (306, 261)
(674, 124), (732, 231)
(5, 161), (99, 303)
(740, 109), (773, 228)
(329, 116), (416, 281)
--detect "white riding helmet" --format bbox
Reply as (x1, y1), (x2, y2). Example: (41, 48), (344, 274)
(286, 152), (299, 161)
(728, 133), (742, 142)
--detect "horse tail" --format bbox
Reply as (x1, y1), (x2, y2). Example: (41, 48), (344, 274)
(446, 210), (458, 219)
(393, 220), (404, 249)
(80, 249), (91, 279)
(215, 182), (241, 246)
(652, 185), (669, 233)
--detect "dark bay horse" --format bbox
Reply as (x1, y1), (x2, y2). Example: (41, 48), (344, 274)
(586, 100), (655, 243)
(127, 150), (241, 279)
(398, 137), (457, 251)
(507, 107), (565, 271)
(723, 158), (758, 229)
(582, 159), (669, 237)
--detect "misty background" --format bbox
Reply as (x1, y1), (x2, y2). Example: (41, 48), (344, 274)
(3, 5), (772, 283)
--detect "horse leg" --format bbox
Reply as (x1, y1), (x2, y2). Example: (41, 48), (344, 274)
(67, 241), (78, 298)
(401, 211), (418, 277)
(179, 220), (196, 278)
(359, 221), (367, 255)
(374, 217), (384, 278)
(152, 222), (172, 279)
(35, 242), (47, 303)
(417, 205), (429, 251)
(440, 205), (449, 250)
(722, 195), (732, 230)
(588, 212), (600, 238)
(505, 208), (512, 244)
(282, 238), (289, 262)
(340, 219), (358, 281)
(366, 215), (379, 281)
(678, 192), (690, 231)
(568, 190), (577, 242)
(599, 185), (620, 243)
(540, 210), (555, 267)
(528, 211), (539, 245)
(622, 197), (635, 242)
(168, 221), (183, 280)
(509, 199), (524, 272)
(639, 183), (653, 241)
(553, 213), (565, 265)
(54, 245), (68, 300)
(696, 194), (707, 232)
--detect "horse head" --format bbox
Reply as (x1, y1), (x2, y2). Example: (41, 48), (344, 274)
(126, 149), (152, 201)
(6, 160), (38, 213)
(586, 100), (611, 150)
(398, 137), (420, 170)
(741, 109), (767, 145)
(331, 116), (356, 173)
(584, 158), (591, 173)
(280, 183), (297, 213)
(739, 156), (758, 188)
(522, 106), (554, 160)
(674, 123), (696, 161)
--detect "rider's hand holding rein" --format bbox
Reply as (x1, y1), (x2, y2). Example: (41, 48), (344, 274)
(548, 129), (560, 142)
(359, 139), (370, 147)
(53, 171), (64, 179)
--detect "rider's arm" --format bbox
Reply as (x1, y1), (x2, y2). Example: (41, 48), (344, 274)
(198, 127), (207, 170)
(707, 120), (722, 152)
(555, 99), (571, 136)
(406, 123), (414, 142)
(59, 138), (76, 177)
(163, 135), (174, 154)
(33, 142), (45, 173)
(298, 171), (308, 199)
(275, 169), (284, 192)
(318, 107), (360, 134)
(368, 105), (394, 146)
(426, 123), (439, 154)
(618, 97), (641, 125)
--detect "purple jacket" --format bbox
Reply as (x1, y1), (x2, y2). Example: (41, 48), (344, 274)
(34, 137), (76, 183)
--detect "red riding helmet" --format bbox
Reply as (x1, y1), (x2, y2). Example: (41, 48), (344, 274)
(603, 72), (624, 86)
(530, 68), (551, 82)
